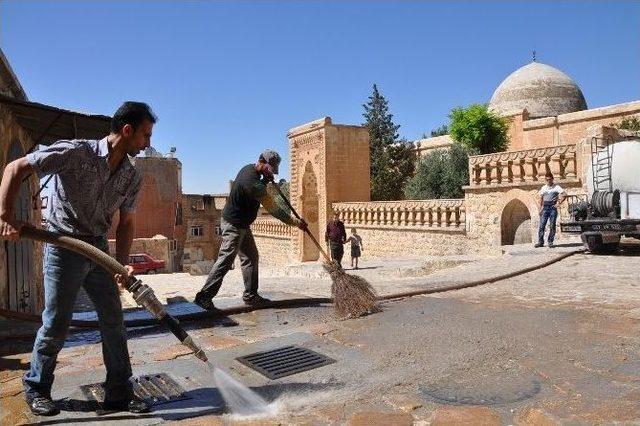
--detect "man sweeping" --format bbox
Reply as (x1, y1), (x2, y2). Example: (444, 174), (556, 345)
(0, 102), (156, 416)
(194, 150), (307, 311)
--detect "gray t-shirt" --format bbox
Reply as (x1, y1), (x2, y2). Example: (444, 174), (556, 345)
(26, 138), (142, 237)
(539, 184), (565, 206)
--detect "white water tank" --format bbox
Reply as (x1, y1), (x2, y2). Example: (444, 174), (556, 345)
(586, 139), (640, 219)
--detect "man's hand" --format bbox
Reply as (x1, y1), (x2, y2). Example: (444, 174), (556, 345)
(296, 218), (308, 230)
(0, 215), (22, 241)
(114, 265), (134, 290)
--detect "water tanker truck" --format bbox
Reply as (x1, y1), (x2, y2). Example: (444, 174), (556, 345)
(560, 134), (640, 252)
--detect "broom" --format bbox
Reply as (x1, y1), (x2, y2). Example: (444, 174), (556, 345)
(271, 184), (379, 317)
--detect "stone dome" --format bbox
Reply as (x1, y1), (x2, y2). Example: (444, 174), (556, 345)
(489, 62), (587, 119)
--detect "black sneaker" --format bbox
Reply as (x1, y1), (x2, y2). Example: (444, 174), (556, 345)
(27, 395), (59, 416)
(534, 242), (544, 248)
(243, 294), (272, 306)
(102, 395), (150, 413)
(548, 242), (555, 248)
(194, 294), (218, 311)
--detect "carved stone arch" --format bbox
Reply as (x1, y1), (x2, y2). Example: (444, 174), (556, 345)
(498, 189), (537, 245)
(301, 161), (319, 261)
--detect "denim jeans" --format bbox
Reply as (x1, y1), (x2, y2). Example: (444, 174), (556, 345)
(197, 218), (259, 301)
(538, 204), (558, 244)
(24, 239), (132, 400)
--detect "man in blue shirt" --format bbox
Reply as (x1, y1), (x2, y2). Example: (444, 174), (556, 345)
(0, 102), (155, 416)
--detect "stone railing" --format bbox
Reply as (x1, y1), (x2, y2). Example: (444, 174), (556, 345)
(332, 200), (466, 231)
(468, 144), (577, 187)
(251, 216), (292, 238)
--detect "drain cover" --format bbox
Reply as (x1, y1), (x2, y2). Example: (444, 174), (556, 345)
(236, 345), (335, 379)
(80, 373), (189, 406)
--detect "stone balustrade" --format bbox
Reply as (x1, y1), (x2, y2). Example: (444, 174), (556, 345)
(468, 144), (578, 187)
(251, 216), (292, 238)
(332, 200), (466, 231)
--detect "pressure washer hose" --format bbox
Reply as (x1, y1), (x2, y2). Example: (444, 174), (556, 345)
(1, 228), (583, 329)
(13, 226), (209, 362)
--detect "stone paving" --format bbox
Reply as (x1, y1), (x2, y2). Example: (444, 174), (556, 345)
(2, 239), (640, 425)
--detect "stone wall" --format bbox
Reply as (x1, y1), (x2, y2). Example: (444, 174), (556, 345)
(507, 101), (640, 151)
(414, 135), (455, 157)
(251, 217), (294, 265)
(333, 200), (469, 257)
(464, 184), (584, 249)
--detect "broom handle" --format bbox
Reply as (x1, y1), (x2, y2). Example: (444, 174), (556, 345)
(271, 183), (333, 264)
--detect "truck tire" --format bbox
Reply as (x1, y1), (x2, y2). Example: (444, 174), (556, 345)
(148, 269), (157, 275)
(583, 233), (619, 254)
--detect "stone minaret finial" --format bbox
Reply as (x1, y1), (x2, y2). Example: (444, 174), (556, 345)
(532, 49), (536, 62)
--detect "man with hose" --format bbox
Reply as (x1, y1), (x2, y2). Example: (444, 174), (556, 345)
(0, 102), (155, 416)
(194, 150), (307, 311)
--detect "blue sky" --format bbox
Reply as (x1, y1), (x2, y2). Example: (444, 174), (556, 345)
(2, 1), (638, 193)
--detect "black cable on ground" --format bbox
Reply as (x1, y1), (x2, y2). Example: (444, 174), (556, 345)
(0, 249), (583, 329)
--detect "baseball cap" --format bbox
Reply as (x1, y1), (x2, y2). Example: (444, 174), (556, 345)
(259, 150), (281, 175)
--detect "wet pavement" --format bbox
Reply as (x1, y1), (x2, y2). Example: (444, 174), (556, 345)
(2, 240), (640, 424)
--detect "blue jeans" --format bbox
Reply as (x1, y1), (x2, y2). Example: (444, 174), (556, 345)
(23, 239), (132, 400)
(538, 205), (558, 244)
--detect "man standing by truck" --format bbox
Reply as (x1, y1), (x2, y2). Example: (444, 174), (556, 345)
(535, 172), (566, 248)
(0, 101), (155, 416)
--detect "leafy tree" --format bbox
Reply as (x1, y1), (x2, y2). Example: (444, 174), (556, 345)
(430, 124), (448, 137)
(404, 143), (472, 199)
(613, 116), (640, 131)
(363, 84), (415, 200)
(449, 104), (509, 154)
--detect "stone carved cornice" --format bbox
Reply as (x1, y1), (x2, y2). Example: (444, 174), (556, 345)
(469, 144), (577, 165)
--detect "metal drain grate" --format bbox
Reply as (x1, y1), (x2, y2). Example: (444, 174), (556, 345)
(236, 345), (335, 379)
(80, 373), (189, 407)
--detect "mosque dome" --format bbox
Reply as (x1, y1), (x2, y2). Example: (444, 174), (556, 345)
(489, 61), (587, 119)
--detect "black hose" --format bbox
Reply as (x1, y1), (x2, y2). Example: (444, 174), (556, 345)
(0, 244), (583, 328)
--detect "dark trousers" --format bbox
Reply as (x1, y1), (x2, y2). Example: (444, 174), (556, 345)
(197, 218), (259, 301)
(538, 205), (558, 244)
(328, 241), (344, 267)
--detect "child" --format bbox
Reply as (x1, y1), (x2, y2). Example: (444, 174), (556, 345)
(346, 228), (364, 269)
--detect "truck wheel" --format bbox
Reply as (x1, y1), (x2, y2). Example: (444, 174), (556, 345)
(148, 269), (156, 275)
(585, 237), (619, 254)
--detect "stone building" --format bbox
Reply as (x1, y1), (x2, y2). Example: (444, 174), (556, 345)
(107, 152), (185, 272)
(182, 193), (227, 269)
(252, 61), (640, 264)
(0, 49), (111, 314)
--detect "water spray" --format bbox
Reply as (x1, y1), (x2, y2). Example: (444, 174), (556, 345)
(20, 225), (208, 363)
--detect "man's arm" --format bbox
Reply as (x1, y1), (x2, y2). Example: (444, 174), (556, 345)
(115, 211), (135, 266)
(254, 183), (304, 228)
(557, 188), (567, 206)
(0, 158), (35, 240)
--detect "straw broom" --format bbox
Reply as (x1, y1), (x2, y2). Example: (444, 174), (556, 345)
(272, 184), (379, 317)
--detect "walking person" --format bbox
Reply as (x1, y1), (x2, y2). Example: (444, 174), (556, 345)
(194, 151), (307, 311)
(346, 228), (363, 269)
(0, 102), (156, 416)
(535, 172), (566, 248)
(325, 211), (346, 268)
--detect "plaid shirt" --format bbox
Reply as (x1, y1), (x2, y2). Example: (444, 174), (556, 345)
(26, 138), (142, 237)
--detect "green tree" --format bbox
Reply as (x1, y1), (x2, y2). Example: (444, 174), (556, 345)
(430, 124), (448, 137)
(404, 143), (472, 199)
(449, 104), (509, 154)
(363, 84), (415, 200)
(613, 116), (640, 131)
